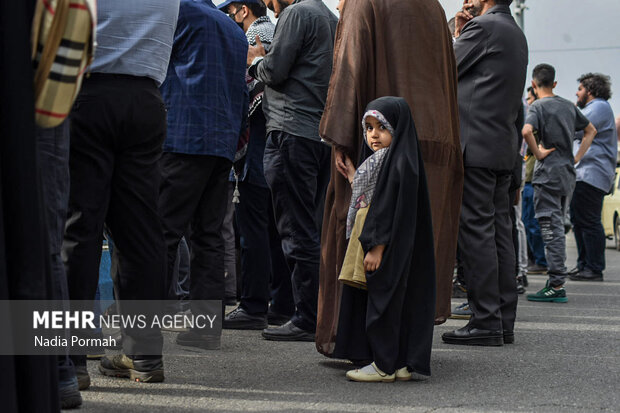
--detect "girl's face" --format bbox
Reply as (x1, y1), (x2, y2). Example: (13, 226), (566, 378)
(365, 116), (393, 151)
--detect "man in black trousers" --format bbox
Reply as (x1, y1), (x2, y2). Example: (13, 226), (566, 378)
(247, 0), (337, 341)
(63, 0), (179, 383)
(442, 0), (528, 346)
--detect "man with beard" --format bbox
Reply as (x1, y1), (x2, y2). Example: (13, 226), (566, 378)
(247, 0), (338, 341)
(569, 73), (617, 282)
(442, 0), (528, 346)
(316, 0), (462, 357)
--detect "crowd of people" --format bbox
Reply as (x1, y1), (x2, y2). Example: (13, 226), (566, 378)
(1, 0), (617, 411)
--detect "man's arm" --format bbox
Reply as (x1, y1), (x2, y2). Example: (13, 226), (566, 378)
(454, 1), (475, 37)
(522, 124), (555, 161)
(574, 122), (597, 164)
(453, 19), (486, 79)
(248, 9), (304, 86)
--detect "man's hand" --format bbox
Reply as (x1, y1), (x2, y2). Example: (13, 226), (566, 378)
(523, 124), (555, 161)
(271, 0), (283, 17)
(364, 245), (385, 273)
(574, 122), (597, 164)
(536, 144), (556, 161)
(247, 36), (266, 66)
(454, 1), (475, 37)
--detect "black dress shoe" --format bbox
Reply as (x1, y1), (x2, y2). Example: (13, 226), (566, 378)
(262, 321), (315, 342)
(442, 325), (503, 346)
(224, 297), (238, 306)
(223, 307), (267, 330)
(176, 330), (221, 350)
(569, 268), (603, 282)
(267, 308), (292, 326)
(503, 331), (514, 344)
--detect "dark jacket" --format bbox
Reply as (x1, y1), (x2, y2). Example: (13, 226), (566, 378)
(455, 4), (528, 170)
(249, 0), (337, 141)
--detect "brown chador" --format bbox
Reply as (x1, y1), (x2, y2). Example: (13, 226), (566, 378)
(316, 0), (463, 356)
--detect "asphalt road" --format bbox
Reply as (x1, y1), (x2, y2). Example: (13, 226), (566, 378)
(73, 236), (620, 412)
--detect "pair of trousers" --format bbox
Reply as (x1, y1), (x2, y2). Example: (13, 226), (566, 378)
(36, 122), (75, 382)
(159, 152), (231, 320)
(459, 167), (517, 332)
(510, 191), (528, 277)
(263, 131), (331, 332)
(223, 184), (238, 300)
(533, 184), (570, 286)
(570, 181), (606, 273)
(521, 183), (547, 267)
(236, 181), (294, 316)
(63, 74), (167, 361)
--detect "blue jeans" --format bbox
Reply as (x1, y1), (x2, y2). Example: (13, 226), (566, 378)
(521, 183), (547, 267)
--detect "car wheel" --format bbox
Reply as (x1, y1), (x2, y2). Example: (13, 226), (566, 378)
(615, 214), (620, 251)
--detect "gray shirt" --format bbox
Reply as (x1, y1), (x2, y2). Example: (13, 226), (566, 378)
(249, 0), (337, 141)
(525, 95), (590, 195)
(573, 99), (617, 193)
(89, 0), (180, 85)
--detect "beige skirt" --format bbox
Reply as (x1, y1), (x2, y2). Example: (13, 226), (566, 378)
(338, 206), (369, 290)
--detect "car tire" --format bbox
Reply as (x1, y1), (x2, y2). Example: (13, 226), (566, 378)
(615, 214), (620, 251)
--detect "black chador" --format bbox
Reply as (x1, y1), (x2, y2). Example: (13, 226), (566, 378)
(334, 97), (437, 377)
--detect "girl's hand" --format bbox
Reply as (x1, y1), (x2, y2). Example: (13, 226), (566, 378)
(343, 155), (356, 184)
(364, 245), (386, 272)
(334, 148), (350, 180)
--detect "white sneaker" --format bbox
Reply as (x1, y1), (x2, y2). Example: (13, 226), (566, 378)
(346, 362), (395, 383)
(395, 367), (411, 381)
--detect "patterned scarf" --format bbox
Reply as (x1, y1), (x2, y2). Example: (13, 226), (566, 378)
(345, 110), (394, 238)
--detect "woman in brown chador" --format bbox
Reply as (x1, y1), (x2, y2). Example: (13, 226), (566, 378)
(317, 0), (463, 358)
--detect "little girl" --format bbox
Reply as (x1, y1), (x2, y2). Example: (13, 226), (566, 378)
(336, 97), (436, 383)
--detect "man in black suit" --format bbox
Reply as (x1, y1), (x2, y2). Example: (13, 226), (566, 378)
(443, 0), (528, 346)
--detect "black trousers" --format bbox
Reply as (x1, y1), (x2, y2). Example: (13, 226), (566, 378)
(159, 152), (231, 320)
(63, 74), (167, 361)
(459, 167), (517, 332)
(36, 122), (75, 382)
(236, 181), (294, 316)
(570, 181), (606, 273)
(263, 131), (330, 332)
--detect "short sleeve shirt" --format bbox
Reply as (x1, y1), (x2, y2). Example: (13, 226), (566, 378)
(525, 96), (590, 195)
(573, 99), (618, 193)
